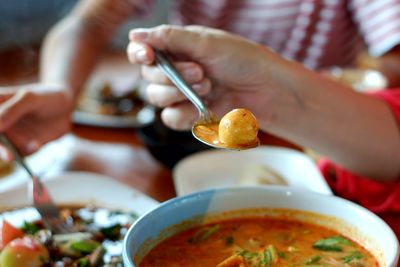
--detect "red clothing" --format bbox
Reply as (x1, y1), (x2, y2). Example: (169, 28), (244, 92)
(318, 89), (400, 213)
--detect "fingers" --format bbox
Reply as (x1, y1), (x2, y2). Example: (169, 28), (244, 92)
(0, 87), (72, 156)
(141, 62), (204, 85)
(6, 115), (71, 156)
(161, 102), (199, 130)
(140, 59), (210, 107)
(129, 25), (223, 58)
(147, 78), (211, 107)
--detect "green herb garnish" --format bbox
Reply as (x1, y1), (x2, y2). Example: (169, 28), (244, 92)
(277, 251), (286, 259)
(262, 245), (277, 266)
(20, 221), (40, 234)
(188, 224), (220, 243)
(129, 212), (139, 220)
(76, 258), (90, 267)
(305, 255), (322, 265)
(100, 223), (122, 240)
(225, 236), (234, 246)
(70, 240), (100, 254)
(343, 251), (364, 263)
(236, 246), (277, 267)
(313, 236), (352, 251)
(237, 249), (259, 261)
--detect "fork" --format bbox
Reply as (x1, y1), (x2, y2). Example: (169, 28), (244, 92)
(0, 134), (74, 234)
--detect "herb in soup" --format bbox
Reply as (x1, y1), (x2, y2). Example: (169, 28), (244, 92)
(139, 217), (378, 267)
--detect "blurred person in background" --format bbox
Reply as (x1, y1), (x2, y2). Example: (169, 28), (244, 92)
(128, 25), (400, 213)
(2, 0), (400, 158)
(0, 0), (78, 158)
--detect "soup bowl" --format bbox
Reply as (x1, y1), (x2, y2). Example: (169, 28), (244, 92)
(123, 186), (399, 266)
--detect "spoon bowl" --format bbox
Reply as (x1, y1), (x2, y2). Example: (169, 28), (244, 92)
(192, 120), (259, 150)
(154, 50), (259, 150)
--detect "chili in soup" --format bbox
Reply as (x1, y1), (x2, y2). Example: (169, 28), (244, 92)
(140, 216), (378, 267)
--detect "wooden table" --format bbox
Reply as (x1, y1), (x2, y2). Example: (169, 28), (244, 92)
(69, 124), (176, 202)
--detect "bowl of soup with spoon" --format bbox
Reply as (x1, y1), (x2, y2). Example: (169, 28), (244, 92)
(123, 186), (399, 267)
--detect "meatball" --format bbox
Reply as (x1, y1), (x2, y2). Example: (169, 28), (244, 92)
(218, 108), (259, 147)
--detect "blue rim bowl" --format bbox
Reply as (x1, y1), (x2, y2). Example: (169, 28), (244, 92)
(123, 186), (399, 266)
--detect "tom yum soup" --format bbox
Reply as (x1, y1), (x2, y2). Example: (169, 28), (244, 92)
(139, 212), (379, 267)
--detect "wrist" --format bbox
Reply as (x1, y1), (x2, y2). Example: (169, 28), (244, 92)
(30, 82), (76, 112)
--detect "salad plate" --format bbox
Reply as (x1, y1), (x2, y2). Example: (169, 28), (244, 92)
(0, 171), (159, 220)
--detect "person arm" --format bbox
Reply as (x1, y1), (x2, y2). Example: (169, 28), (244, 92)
(40, 0), (142, 99)
(0, 0), (144, 157)
(127, 25), (400, 182)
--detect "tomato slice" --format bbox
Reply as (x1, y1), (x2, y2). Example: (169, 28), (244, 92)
(0, 220), (25, 249)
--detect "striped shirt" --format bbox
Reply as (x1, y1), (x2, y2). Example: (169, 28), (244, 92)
(144, 0), (400, 70)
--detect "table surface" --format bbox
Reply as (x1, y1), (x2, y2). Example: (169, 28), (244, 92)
(1, 47), (399, 262)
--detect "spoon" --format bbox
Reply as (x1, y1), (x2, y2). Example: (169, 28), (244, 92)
(153, 50), (259, 150)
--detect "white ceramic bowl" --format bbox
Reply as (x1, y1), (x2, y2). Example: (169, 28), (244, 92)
(123, 186), (399, 267)
(173, 146), (332, 196)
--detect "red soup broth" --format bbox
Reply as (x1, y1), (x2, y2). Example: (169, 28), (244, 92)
(139, 214), (379, 267)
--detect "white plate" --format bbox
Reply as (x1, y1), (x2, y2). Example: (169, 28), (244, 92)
(173, 146), (332, 196)
(73, 105), (156, 128)
(0, 137), (72, 193)
(72, 56), (156, 128)
(0, 171), (159, 224)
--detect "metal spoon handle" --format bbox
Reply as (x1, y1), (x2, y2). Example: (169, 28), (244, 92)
(154, 50), (213, 122)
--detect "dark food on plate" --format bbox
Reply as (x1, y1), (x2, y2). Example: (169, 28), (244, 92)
(139, 215), (378, 267)
(77, 83), (145, 116)
(0, 205), (138, 267)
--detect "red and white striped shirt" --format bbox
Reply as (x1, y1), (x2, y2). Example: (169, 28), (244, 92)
(143, 0), (400, 70)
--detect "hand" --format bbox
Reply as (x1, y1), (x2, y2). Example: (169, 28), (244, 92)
(0, 84), (73, 160)
(127, 25), (295, 130)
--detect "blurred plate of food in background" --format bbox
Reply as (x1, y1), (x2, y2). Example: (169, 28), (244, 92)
(73, 53), (155, 128)
(73, 82), (155, 128)
(173, 145), (332, 196)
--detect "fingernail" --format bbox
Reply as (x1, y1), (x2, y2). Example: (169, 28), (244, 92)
(129, 29), (149, 41)
(0, 148), (12, 162)
(26, 140), (40, 154)
(192, 83), (204, 91)
(136, 49), (149, 63)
